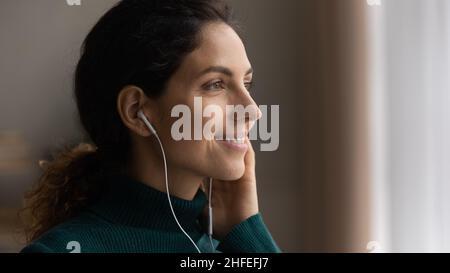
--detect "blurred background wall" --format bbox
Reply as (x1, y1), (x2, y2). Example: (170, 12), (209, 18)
(1, 0), (449, 253)
(230, 0), (371, 252)
(0, 0), (119, 252)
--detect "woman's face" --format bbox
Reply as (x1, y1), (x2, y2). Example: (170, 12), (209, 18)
(149, 22), (260, 181)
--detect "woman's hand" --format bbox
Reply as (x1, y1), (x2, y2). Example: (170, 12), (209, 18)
(203, 138), (259, 239)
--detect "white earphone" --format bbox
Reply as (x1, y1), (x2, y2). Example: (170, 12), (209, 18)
(137, 110), (157, 135)
(137, 110), (214, 253)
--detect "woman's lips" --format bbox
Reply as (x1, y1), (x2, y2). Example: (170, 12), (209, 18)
(215, 137), (248, 152)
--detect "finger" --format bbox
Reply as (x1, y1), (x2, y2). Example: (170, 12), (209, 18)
(244, 138), (255, 166)
(243, 138), (256, 178)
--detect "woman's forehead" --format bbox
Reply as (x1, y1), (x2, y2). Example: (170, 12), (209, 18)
(178, 23), (251, 78)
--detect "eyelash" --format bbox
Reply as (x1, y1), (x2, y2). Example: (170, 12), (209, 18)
(244, 81), (254, 91)
(203, 80), (225, 91)
(202, 80), (254, 92)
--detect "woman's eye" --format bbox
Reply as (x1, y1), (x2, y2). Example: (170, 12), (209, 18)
(203, 80), (225, 91)
(244, 81), (254, 91)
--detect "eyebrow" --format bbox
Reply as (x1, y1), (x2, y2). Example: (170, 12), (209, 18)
(197, 66), (253, 78)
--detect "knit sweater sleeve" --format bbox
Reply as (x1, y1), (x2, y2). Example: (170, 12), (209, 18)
(216, 213), (282, 253)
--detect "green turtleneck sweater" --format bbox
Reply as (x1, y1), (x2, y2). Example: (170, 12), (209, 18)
(21, 175), (281, 253)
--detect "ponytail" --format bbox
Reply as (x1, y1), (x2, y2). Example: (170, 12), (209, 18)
(22, 143), (104, 242)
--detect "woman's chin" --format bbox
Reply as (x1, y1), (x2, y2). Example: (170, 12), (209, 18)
(216, 161), (246, 181)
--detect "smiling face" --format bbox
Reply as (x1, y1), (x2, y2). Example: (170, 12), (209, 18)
(148, 22), (261, 181)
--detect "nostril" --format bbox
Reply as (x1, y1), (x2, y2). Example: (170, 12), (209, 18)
(247, 104), (262, 121)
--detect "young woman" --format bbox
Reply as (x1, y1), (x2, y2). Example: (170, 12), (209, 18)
(21, 0), (280, 253)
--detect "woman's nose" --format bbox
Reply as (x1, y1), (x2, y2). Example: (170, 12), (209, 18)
(231, 88), (262, 125)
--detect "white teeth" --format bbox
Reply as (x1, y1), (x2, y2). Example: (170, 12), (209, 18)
(223, 137), (245, 144)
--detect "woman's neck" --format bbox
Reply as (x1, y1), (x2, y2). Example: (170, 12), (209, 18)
(130, 139), (203, 201)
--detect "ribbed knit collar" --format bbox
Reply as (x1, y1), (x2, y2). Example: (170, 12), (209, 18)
(88, 174), (207, 232)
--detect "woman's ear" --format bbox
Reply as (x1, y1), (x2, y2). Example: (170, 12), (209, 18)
(117, 85), (157, 137)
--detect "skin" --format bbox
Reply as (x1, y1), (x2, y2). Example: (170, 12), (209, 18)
(117, 22), (262, 239)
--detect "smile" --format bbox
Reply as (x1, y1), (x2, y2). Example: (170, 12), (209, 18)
(215, 137), (248, 152)
(224, 137), (245, 144)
